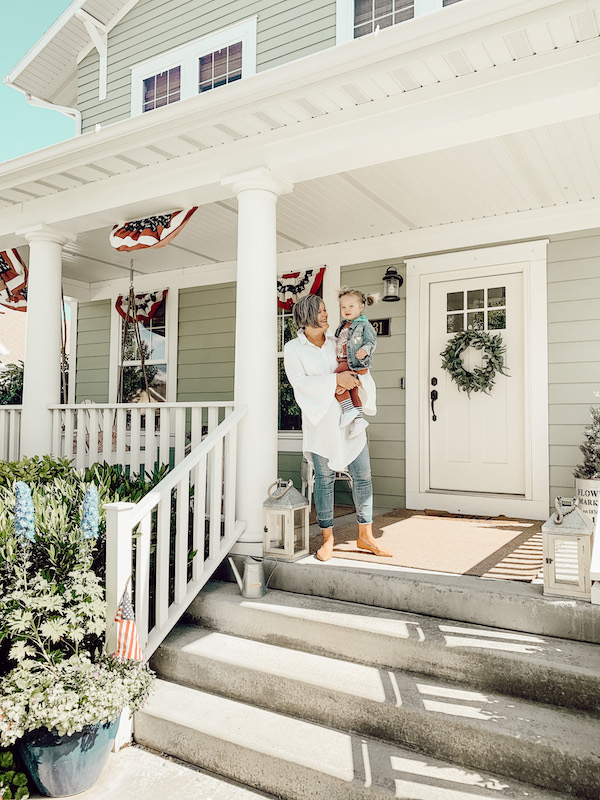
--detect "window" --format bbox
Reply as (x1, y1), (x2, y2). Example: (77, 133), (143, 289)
(337, 0), (465, 43)
(131, 19), (257, 116)
(143, 67), (181, 113)
(278, 304), (301, 431)
(354, 0), (414, 39)
(120, 296), (167, 403)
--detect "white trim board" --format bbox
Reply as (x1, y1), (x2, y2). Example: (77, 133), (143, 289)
(405, 240), (550, 520)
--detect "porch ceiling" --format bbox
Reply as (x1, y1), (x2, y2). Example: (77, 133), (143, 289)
(58, 113), (600, 285)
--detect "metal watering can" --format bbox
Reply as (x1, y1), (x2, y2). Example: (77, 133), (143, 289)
(228, 556), (277, 599)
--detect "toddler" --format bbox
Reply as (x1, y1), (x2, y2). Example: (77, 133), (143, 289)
(334, 287), (378, 438)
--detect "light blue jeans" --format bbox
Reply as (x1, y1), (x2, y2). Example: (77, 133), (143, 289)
(311, 445), (373, 529)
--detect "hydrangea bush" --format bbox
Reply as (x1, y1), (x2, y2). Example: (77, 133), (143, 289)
(0, 655), (154, 745)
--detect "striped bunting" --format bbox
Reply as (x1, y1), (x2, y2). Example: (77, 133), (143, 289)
(114, 589), (144, 661)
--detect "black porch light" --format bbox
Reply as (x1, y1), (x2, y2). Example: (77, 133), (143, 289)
(382, 266), (403, 302)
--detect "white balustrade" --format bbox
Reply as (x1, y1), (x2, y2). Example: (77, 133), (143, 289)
(0, 406), (22, 462)
(49, 402), (234, 472)
(104, 406), (247, 661)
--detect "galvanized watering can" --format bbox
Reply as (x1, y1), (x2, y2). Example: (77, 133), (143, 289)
(228, 556), (277, 599)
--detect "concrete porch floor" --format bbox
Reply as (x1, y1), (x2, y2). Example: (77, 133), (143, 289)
(36, 744), (276, 800)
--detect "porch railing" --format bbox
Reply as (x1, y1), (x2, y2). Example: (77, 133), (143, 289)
(0, 406), (22, 461)
(49, 402), (234, 472)
(104, 405), (247, 661)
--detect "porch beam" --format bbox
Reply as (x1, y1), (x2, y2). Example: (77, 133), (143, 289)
(224, 168), (292, 547)
(19, 225), (75, 458)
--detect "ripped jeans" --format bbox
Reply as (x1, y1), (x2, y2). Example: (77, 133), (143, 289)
(311, 444), (373, 529)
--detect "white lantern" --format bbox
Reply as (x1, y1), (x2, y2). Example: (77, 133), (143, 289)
(542, 498), (593, 601)
(263, 479), (310, 561)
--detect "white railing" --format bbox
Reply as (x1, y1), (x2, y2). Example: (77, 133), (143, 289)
(104, 405), (247, 661)
(49, 402), (233, 472)
(591, 512), (600, 605)
(0, 406), (22, 461)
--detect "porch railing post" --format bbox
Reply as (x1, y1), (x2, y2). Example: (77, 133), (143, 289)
(104, 501), (136, 750)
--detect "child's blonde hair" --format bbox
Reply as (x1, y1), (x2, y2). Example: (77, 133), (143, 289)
(337, 286), (379, 307)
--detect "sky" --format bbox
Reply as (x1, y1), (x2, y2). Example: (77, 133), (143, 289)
(0, 1), (76, 164)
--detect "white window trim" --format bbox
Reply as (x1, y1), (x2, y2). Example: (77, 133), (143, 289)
(405, 240), (549, 520)
(109, 289), (176, 402)
(336, 0), (447, 45)
(131, 17), (258, 116)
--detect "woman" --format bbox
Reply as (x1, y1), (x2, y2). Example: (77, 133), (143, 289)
(283, 294), (391, 561)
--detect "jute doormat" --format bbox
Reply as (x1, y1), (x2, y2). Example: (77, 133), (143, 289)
(308, 509), (543, 582)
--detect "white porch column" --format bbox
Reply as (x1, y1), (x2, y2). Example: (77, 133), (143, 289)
(19, 226), (74, 457)
(224, 168), (292, 546)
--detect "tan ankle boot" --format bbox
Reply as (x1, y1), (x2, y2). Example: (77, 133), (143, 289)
(357, 522), (392, 557)
(316, 527), (334, 561)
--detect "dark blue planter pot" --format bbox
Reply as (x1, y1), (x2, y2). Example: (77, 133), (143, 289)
(17, 717), (119, 797)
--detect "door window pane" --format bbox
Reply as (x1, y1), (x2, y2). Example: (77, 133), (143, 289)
(467, 289), (485, 309)
(446, 292), (463, 312)
(488, 309), (506, 330)
(467, 312), (484, 330)
(447, 314), (464, 333)
(488, 287), (506, 308)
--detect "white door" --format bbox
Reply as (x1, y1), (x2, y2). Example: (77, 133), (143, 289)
(428, 271), (525, 495)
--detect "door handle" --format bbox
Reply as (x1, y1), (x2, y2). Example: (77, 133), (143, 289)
(430, 389), (438, 421)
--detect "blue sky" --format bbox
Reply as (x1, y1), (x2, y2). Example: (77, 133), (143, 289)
(0, 1), (76, 164)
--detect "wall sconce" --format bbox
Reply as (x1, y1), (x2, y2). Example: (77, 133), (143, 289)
(382, 266), (403, 302)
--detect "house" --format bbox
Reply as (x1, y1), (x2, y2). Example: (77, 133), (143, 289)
(3, 0), (598, 532)
(2, 1), (600, 795)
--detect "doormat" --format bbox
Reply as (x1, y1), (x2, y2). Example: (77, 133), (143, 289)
(309, 509), (543, 582)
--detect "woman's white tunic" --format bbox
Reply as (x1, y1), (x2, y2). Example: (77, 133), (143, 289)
(283, 329), (376, 472)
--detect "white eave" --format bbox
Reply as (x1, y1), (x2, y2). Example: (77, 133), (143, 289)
(4, 0), (140, 107)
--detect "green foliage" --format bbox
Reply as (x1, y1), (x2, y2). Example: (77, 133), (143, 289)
(440, 330), (508, 396)
(574, 407), (600, 480)
(0, 456), (75, 490)
(82, 462), (169, 504)
(0, 655), (155, 745)
(0, 749), (29, 800)
(0, 364), (23, 407)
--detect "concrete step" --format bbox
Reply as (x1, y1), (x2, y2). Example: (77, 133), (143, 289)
(135, 679), (579, 800)
(152, 624), (600, 800)
(225, 557), (600, 644)
(187, 582), (600, 714)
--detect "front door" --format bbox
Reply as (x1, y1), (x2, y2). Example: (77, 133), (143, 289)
(428, 270), (525, 495)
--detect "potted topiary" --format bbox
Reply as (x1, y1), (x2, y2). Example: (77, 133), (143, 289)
(0, 482), (155, 798)
(573, 406), (600, 526)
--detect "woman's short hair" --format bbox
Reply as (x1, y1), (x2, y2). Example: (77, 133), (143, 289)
(293, 295), (323, 329)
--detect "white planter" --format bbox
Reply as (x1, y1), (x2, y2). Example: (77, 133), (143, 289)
(575, 478), (600, 526)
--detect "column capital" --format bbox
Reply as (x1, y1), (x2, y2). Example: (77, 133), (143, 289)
(18, 224), (76, 247)
(221, 167), (293, 198)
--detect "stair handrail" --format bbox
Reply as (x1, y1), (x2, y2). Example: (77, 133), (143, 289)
(105, 405), (248, 664)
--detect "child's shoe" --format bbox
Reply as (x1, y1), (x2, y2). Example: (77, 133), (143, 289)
(340, 407), (360, 428)
(349, 418), (368, 438)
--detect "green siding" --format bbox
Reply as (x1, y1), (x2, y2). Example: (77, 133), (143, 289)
(78, 0), (337, 132)
(547, 229), (600, 504)
(177, 284), (236, 401)
(340, 259), (406, 511)
(75, 301), (111, 403)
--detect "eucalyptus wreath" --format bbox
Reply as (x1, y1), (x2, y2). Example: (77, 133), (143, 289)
(440, 329), (508, 395)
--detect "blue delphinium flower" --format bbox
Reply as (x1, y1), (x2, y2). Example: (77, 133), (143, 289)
(81, 485), (100, 539)
(14, 481), (35, 541)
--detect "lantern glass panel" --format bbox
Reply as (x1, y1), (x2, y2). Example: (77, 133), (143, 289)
(551, 536), (581, 585)
(293, 508), (307, 552)
(265, 511), (286, 552)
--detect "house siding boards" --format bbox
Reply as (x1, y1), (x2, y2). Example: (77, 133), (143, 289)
(177, 284), (235, 402)
(77, 0), (337, 132)
(547, 229), (600, 505)
(75, 300), (111, 403)
(341, 259), (406, 509)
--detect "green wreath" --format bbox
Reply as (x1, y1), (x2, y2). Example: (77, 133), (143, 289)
(440, 329), (508, 395)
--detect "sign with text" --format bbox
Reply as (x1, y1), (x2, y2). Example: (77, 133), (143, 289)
(370, 318), (391, 336)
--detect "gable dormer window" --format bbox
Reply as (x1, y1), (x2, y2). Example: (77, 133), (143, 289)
(131, 18), (257, 117)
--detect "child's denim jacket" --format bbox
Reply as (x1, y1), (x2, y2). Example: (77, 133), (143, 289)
(334, 315), (377, 369)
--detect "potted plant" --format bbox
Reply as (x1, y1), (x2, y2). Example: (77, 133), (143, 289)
(574, 406), (600, 526)
(0, 482), (155, 798)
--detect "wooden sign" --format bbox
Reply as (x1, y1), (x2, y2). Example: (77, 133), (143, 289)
(370, 318), (391, 336)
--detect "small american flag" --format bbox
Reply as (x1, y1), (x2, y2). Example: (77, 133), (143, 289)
(114, 589), (144, 661)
